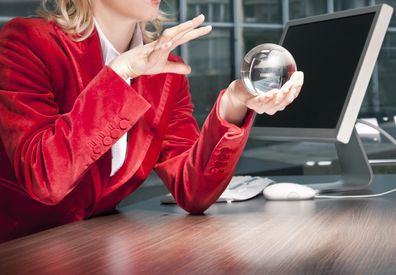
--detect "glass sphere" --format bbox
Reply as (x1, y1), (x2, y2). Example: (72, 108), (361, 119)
(241, 43), (297, 96)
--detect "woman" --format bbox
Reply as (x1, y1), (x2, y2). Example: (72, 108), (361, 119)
(0, 0), (303, 242)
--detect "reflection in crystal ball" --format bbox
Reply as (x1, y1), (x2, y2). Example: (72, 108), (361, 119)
(241, 43), (297, 96)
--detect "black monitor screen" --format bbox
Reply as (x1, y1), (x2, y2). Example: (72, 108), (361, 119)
(253, 12), (376, 129)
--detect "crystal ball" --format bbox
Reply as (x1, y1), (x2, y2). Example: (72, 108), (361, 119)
(241, 43), (297, 96)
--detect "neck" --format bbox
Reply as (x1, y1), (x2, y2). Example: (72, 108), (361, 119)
(92, 2), (137, 53)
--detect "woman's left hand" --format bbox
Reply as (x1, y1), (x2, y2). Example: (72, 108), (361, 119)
(220, 71), (304, 126)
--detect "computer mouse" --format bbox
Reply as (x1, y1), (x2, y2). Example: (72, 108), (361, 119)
(263, 183), (317, 200)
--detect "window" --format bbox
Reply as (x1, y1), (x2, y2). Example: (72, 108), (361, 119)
(334, 0), (371, 11)
(243, 0), (283, 23)
(376, 0), (396, 27)
(289, 0), (327, 19)
(0, 0), (41, 28)
(187, 0), (232, 22)
(243, 28), (282, 53)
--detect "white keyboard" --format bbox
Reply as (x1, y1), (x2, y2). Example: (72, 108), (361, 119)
(160, 176), (275, 204)
(219, 176), (275, 202)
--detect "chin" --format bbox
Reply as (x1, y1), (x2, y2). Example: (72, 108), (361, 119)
(147, 8), (160, 21)
(106, 0), (160, 22)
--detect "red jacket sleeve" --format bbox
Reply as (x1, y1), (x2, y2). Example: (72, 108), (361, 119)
(0, 19), (151, 205)
(154, 75), (254, 214)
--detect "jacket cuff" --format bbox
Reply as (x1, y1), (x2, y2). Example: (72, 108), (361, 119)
(201, 89), (254, 176)
(214, 89), (255, 139)
(85, 66), (151, 163)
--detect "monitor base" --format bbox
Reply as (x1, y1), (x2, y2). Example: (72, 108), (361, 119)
(307, 127), (373, 193)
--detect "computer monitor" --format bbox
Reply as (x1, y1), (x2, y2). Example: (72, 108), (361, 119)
(250, 4), (393, 192)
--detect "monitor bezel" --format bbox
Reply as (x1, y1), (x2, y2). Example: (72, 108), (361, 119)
(250, 4), (393, 144)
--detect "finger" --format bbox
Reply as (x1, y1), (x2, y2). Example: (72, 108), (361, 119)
(297, 71), (304, 82)
(287, 86), (298, 102)
(291, 71), (304, 86)
(134, 41), (156, 57)
(290, 71), (300, 81)
(274, 89), (288, 104)
(279, 77), (301, 102)
(289, 72), (304, 99)
(147, 41), (173, 63)
(287, 72), (304, 91)
(158, 14), (205, 47)
(266, 97), (287, 114)
(273, 82), (303, 112)
(292, 83), (303, 99)
(169, 19), (208, 46)
(286, 82), (302, 101)
(278, 92), (296, 110)
(260, 89), (277, 99)
(280, 78), (297, 93)
(247, 93), (276, 113)
(256, 89), (288, 114)
(161, 61), (192, 75)
(256, 93), (275, 105)
(154, 39), (173, 51)
(262, 77), (303, 115)
(170, 25), (212, 50)
(246, 93), (272, 108)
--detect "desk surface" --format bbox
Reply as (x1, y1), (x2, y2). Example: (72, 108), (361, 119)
(1, 175), (396, 274)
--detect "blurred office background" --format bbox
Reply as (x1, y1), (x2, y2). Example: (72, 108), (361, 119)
(2, 0), (396, 202)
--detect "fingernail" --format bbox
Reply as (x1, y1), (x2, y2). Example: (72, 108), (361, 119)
(196, 14), (205, 20)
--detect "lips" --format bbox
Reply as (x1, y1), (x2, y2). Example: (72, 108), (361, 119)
(151, 0), (161, 5)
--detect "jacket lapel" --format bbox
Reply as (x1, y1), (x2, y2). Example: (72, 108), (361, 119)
(54, 27), (104, 91)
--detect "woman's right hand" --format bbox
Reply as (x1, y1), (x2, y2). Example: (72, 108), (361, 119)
(109, 14), (212, 80)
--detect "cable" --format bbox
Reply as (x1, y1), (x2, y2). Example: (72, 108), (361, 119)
(356, 118), (396, 147)
(315, 187), (396, 199)
(313, 119), (396, 199)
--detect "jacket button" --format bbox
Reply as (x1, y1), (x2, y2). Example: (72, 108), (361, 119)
(220, 148), (232, 154)
(119, 119), (130, 130)
(214, 149), (224, 156)
(218, 154), (230, 161)
(210, 168), (219, 174)
(103, 137), (112, 146)
(110, 129), (121, 139)
(93, 145), (101, 154)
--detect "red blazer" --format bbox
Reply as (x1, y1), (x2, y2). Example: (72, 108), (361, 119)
(0, 18), (253, 242)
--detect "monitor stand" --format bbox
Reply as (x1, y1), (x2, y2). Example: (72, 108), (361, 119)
(307, 127), (373, 193)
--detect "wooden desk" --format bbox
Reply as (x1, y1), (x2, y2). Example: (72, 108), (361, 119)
(1, 175), (396, 274)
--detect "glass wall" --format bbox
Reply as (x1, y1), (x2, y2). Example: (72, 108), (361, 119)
(243, 0), (283, 23)
(0, 0), (40, 18)
(2, 0), (396, 176)
(187, 0), (233, 22)
(289, 0), (327, 19)
(185, 0), (234, 123)
(334, 0), (371, 11)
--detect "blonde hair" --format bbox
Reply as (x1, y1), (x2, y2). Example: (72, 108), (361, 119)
(38, 0), (165, 43)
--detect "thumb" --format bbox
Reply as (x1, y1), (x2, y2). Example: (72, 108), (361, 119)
(162, 61), (192, 75)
